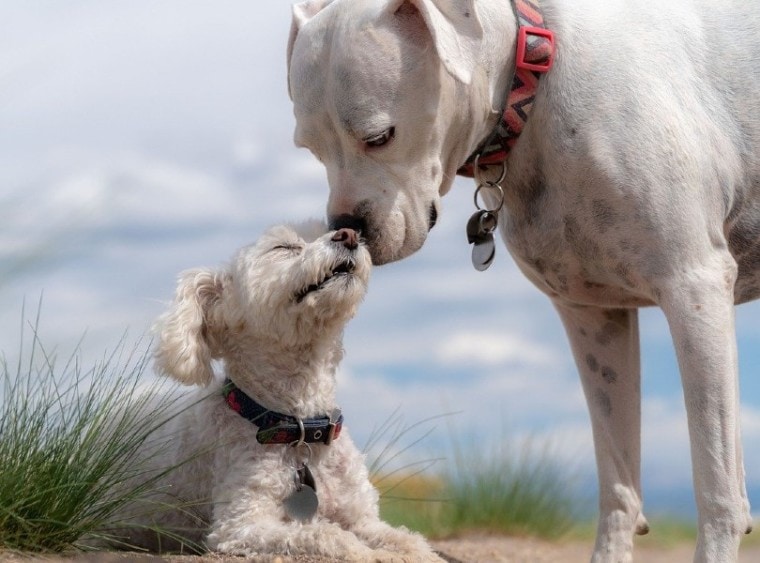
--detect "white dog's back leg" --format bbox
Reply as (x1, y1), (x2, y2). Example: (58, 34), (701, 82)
(555, 304), (646, 563)
(657, 256), (751, 563)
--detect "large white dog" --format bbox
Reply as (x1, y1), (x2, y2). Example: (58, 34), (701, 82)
(287, 0), (760, 561)
(115, 222), (440, 561)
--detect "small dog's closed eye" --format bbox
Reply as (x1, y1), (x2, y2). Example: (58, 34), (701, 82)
(108, 220), (441, 561)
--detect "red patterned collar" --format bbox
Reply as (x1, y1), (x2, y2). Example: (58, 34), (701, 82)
(457, 0), (555, 177)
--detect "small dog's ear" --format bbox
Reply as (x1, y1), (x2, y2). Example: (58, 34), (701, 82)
(388, 0), (482, 84)
(287, 0), (334, 98)
(154, 268), (227, 387)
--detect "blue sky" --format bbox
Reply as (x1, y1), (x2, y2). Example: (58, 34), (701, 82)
(2, 1), (760, 518)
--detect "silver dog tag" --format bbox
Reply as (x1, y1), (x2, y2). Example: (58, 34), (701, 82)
(284, 464), (318, 522)
(466, 210), (497, 271)
(472, 238), (496, 271)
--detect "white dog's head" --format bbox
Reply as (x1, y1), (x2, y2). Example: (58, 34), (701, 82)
(154, 221), (371, 386)
(288, 0), (492, 265)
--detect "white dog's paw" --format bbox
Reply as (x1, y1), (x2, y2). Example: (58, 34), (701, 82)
(361, 549), (445, 563)
(590, 534), (634, 563)
(353, 522), (443, 562)
(210, 520), (383, 560)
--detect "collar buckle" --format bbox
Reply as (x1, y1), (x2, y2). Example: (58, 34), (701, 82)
(516, 26), (555, 73)
(324, 421), (337, 446)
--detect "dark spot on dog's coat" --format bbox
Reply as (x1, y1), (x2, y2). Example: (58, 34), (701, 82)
(601, 366), (618, 384)
(564, 216), (601, 260)
(595, 321), (624, 346)
(591, 199), (619, 232)
(614, 262), (636, 288)
(595, 389), (613, 417)
(518, 178), (548, 226)
(586, 353), (599, 373)
(603, 309), (627, 323)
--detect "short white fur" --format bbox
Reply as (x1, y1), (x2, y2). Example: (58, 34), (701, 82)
(288, 1), (760, 561)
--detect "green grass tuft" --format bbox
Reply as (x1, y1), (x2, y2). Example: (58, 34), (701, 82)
(369, 412), (586, 540)
(441, 438), (582, 538)
(0, 309), (195, 552)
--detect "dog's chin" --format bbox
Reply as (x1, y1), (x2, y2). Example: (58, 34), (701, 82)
(364, 207), (436, 265)
(295, 260), (367, 308)
(296, 262), (353, 303)
(295, 277), (366, 324)
(367, 234), (426, 266)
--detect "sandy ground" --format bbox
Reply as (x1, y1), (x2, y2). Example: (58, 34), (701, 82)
(2, 535), (760, 563)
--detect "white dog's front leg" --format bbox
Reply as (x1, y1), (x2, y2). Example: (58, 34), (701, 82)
(351, 517), (443, 562)
(658, 260), (752, 563)
(319, 439), (443, 561)
(207, 491), (381, 559)
(555, 304), (647, 563)
(209, 511), (382, 560)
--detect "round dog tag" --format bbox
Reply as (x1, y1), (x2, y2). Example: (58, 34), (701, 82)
(471, 238), (496, 271)
(284, 484), (318, 522)
(466, 210), (497, 271)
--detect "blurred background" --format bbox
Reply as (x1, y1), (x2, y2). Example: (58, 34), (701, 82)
(2, 1), (759, 519)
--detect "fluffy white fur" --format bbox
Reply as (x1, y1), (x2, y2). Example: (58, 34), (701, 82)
(118, 221), (440, 561)
(287, 1), (760, 561)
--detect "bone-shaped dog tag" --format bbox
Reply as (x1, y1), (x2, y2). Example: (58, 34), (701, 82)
(284, 464), (318, 522)
(466, 210), (497, 271)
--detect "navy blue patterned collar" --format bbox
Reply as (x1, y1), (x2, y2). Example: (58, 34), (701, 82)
(222, 379), (343, 445)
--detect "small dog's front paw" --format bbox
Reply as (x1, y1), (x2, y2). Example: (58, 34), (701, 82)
(363, 550), (445, 563)
(353, 522), (443, 562)
(210, 521), (384, 560)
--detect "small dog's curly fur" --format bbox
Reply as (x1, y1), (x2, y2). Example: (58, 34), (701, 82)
(117, 221), (441, 561)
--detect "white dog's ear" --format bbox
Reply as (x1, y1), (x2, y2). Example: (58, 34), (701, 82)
(388, 0), (483, 84)
(287, 0), (334, 97)
(154, 268), (227, 387)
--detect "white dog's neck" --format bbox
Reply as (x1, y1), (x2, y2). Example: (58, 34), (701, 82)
(449, 0), (522, 167)
(224, 334), (344, 419)
(479, 0), (520, 111)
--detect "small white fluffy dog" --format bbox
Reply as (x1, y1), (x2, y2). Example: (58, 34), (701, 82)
(119, 221), (440, 561)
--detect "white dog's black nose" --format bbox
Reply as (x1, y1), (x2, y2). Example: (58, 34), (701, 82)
(332, 228), (359, 250)
(329, 214), (366, 236)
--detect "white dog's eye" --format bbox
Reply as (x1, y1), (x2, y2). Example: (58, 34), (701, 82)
(363, 127), (395, 148)
(271, 244), (302, 254)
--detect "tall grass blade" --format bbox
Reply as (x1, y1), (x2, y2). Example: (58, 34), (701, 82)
(0, 312), (206, 553)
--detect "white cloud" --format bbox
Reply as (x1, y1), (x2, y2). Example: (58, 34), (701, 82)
(47, 153), (240, 227)
(436, 330), (557, 367)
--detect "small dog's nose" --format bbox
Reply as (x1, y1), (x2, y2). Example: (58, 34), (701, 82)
(332, 228), (359, 250)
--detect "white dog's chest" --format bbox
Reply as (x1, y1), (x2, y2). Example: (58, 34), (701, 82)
(498, 171), (760, 309)
(503, 218), (655, 309)
(484, 165), (657, 308)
